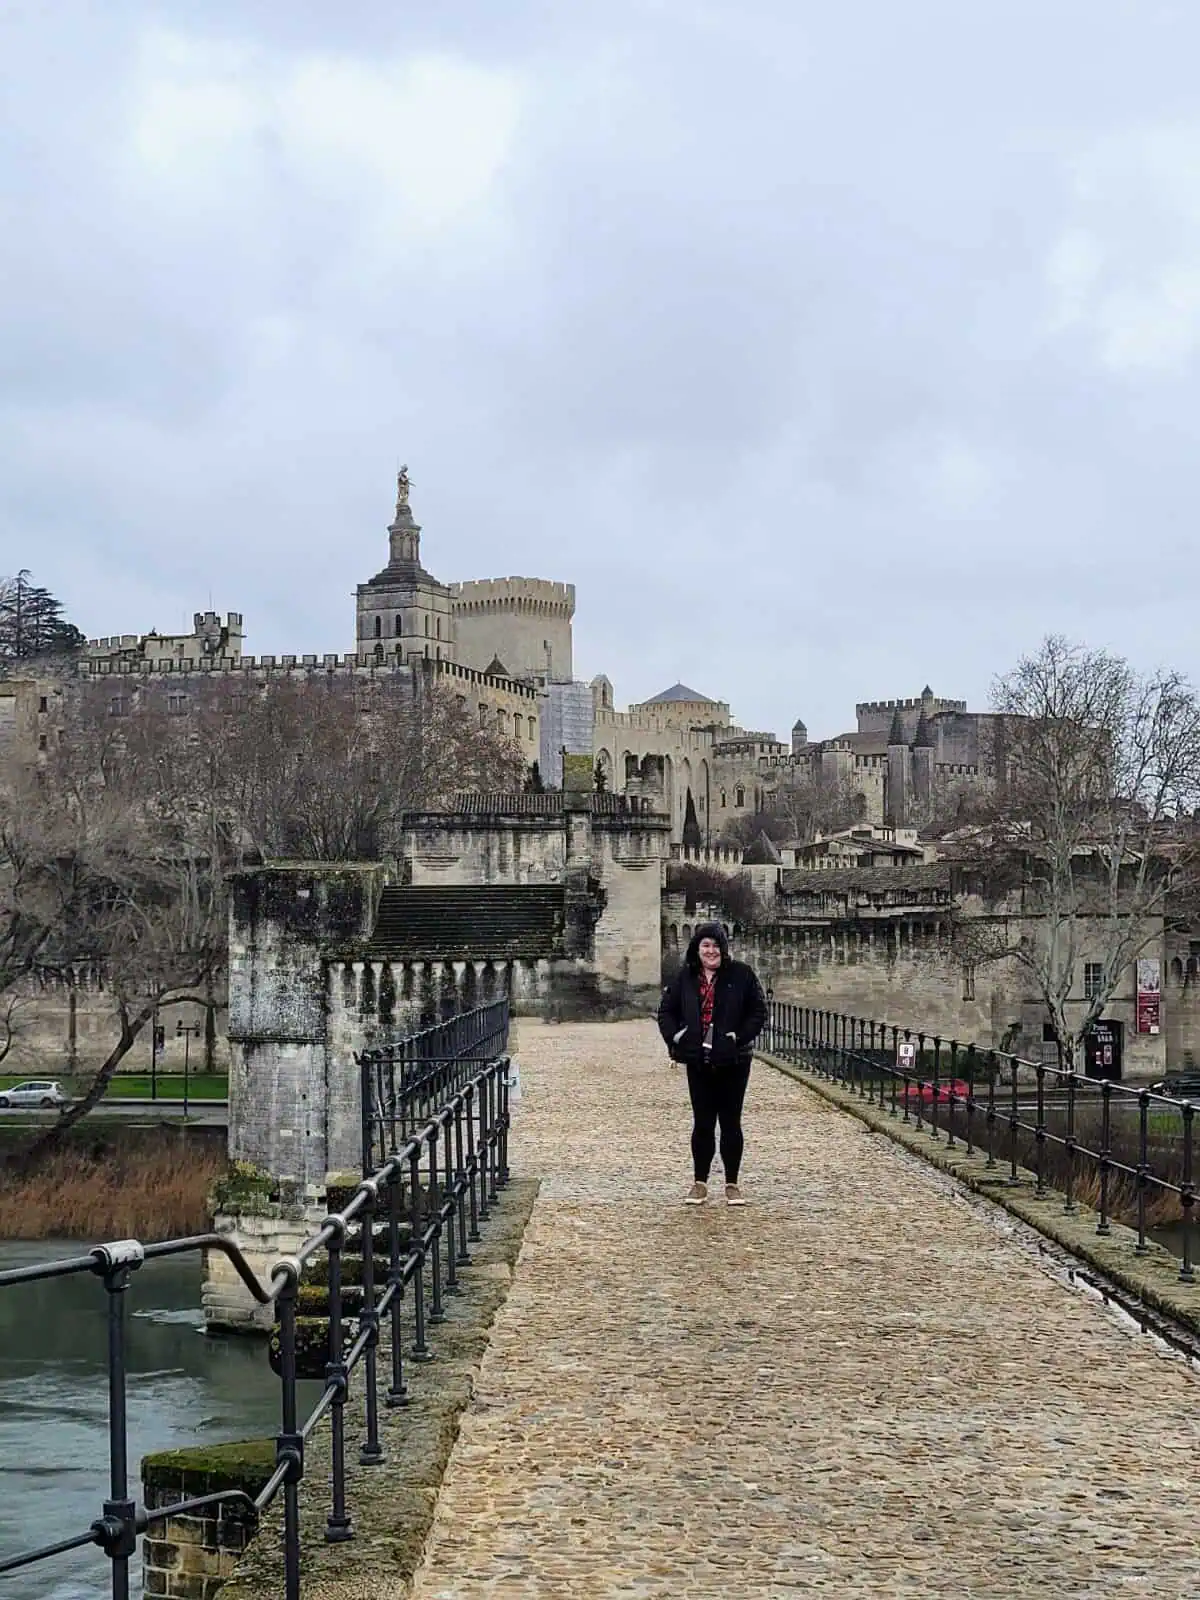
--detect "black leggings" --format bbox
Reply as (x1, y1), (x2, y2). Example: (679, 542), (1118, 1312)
(686, 1060), (751, 1183)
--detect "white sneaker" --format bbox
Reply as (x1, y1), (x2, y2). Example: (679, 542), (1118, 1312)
(684, 1181), (708, 1205)
(725, 1183), (747, 1207)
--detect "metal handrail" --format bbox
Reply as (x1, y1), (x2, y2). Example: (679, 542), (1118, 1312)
(0, 1027), (512, 1598)
(763, 1003), (1197, 1283)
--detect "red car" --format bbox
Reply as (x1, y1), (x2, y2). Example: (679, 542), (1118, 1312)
(899, 1078), (972, 1106)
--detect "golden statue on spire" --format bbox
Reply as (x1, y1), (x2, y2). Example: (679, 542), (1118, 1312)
(396, 464), (411, 511)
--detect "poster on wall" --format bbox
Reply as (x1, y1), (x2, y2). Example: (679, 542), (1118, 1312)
(1136, 958), (1161, 1035)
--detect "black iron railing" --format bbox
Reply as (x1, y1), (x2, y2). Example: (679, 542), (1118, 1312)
(358, 997), (511, 1171)
(0, 1021), (512, 1599)
(763, 1003), (1197, 1283)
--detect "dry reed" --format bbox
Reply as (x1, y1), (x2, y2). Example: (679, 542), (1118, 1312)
(0, 1139), (225, 1242)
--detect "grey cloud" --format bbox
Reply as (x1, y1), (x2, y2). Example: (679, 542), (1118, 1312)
(3, 1), (1200, 744)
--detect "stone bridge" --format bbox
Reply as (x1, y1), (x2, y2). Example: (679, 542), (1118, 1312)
(224, 1017), (1199, 1598)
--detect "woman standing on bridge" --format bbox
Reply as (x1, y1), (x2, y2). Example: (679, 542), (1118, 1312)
(657, 922), (767, 1206)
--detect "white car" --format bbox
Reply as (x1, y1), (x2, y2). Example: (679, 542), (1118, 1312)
(0, 1080), (69, 1109)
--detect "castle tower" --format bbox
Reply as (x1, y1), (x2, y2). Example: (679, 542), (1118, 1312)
(791, 717), (809, 757)
(449, 576), (576, 685)
(355, 469), (455, 664)
(911, 707), (936, 816)
(886, 707), (910, 827)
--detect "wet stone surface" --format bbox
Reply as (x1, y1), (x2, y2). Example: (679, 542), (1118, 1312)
(401, 1020), (1200, 1599)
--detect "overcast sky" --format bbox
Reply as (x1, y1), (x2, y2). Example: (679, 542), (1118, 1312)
(3, 1), (1200, 741)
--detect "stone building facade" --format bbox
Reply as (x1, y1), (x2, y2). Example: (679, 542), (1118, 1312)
(664, 858), (1174, 1082)
(590, 679), (997, 847)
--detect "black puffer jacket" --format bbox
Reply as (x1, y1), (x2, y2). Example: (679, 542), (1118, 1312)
(657, 922), (767, 1069)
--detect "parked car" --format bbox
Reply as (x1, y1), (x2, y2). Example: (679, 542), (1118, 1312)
(899, 1078), (972, 1107)
(1149, 1074), (1200, 1099)
(0, 1080), (69, 1109)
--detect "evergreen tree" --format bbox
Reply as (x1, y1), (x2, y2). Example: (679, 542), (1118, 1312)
(682, 788), (703, 850)
(0, 571), (85, 665)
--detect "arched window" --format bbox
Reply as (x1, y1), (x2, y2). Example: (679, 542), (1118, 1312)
(436, 616), (442, 639)
(527, 717), (536, 744)
(720, 790), (727, 808)
(395, 614), (403, 636)
(513, 715), (523, 739)
(374, 616), (382, 639)
(424, 644), (429, 660)
(735, 786), (745, 808)
(424, 615), (430, 637)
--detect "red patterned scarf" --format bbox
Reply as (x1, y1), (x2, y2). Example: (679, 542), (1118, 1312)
(699, 971), (715, 1037)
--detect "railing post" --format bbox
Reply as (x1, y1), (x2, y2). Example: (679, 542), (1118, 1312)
(1180, 1103), (1195, 1285)
(487, 1068), (501, 1206)
(1063, 1071), (1078, 1215)
(442, 1114), (460, 1295)
(498, 1054), (511, 1186)
(275, 1269), (304, 1600)
(386, 1162), (409, 1406)
(466, 1084), (482, 1241)
(1135, 1091), (1151, 1256)
(454, 1098), (472, 1265)
(95, 1245), (142, 1600)
(930, 1037), (942, 1141)
(324, 1218), (352, 1542)
(984, 1050), (997, 1169)
(358, 1182), (384, 1465)
(1008, 1055), (1020, 1185)
(1097, 1081), (1113, 1237)
(428, 1126), (445, 1326)
(359, 1050), (374, 1177)
(1034, 1065), (1047, 1198)
(409, 1146), (433, 1362)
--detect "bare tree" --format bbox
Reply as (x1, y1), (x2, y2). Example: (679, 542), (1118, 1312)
(207, 676), (527, 860)
(721, 766), (864, 847)
(952, 635), (1200, 1068)
(665, 863), (760, 928)
(4, 703), (232, 1159)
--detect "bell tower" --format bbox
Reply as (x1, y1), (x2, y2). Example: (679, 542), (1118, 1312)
(355, 466), (454, 664)
(388, 466), (421, 565)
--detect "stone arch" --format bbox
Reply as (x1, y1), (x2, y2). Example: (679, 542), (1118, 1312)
(622, 750), (638, 787)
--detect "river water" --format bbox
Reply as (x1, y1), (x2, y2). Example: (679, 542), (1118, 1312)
(0, 1241), (294, 1600)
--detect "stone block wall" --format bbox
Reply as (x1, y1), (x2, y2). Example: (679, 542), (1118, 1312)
(592, 815), (670, 995)
(226, 864), (385, 1193)
(142, 1441), (274, 1598)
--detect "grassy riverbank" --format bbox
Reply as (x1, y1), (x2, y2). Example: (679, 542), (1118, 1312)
(0, 1135), (226, 1241)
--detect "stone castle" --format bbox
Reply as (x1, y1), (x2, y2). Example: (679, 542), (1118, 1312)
(3, 467), (1190, 1087)
(18, 467), (995, 848)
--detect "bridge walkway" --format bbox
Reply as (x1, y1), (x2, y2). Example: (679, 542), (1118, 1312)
(401, 1020), (1200, 1598)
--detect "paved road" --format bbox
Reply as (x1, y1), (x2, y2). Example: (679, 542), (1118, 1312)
(402, 1019), (1200, 1599)
(0, 1100), (227, 1126)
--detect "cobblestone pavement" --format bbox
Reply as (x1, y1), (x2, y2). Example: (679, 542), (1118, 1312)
(402, 1021), (1200, 1599)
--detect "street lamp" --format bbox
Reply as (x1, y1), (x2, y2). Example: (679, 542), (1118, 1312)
(176, 1020), (202, 1119)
